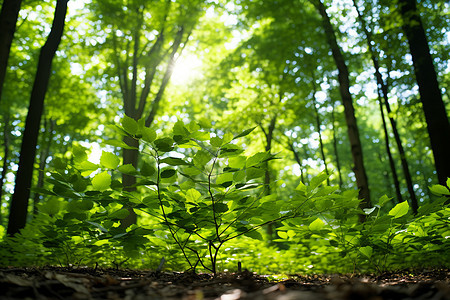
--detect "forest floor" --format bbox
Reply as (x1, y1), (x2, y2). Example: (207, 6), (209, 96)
(0, 266), (448, 300)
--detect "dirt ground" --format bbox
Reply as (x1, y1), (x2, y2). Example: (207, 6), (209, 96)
(0, 266), (448, 299)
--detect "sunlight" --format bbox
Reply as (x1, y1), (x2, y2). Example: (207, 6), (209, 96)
(171, 54), (203, 85)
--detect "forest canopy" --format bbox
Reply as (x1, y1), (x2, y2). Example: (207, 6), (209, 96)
(0, 0), (449, 274)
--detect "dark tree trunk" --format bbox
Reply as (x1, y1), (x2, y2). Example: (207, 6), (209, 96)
(398, 0), (450, 186)
(313, 0), (371, 210)
(352, 0), (410, 206)
(330, 98), (343, 188)
(0, 0), (23, 102)
(311, 75), (330, 185)
(0, 113), (11, 224)
(7, 0), (68, 236)
(32, 118), (55, 216)
(377, 91), (403, 203)
(260, 114), (277, 240)
(120, 137), (139, 228)
(287, 140), (306, 184)
(116, 21), (187, 228)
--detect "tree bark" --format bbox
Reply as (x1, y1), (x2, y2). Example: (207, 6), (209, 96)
(311, 75), (330, 185)
(312, 0), (371, 210)
(397, 0), (450, 186)
(0, 113), (11, 224)
(352, 0), (410, 206)
(33, 118), (55, 216)
(330, 97), (343, 188)
(0, 0), (23, 102)
(260, 114), (277, 240)
(7, 0), (68, 236)
(119, 23), (187, 228)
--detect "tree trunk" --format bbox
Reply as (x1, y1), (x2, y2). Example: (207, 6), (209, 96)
(311, 75), (330, 185)
(330, 97), (343, 188)
(261, 114), (277, 240)
(33, 118), (55, 216)
(352, 0), (407, 204)
(7, 0), (68, 236)
(377, 90), (403, 203)
(0, 113), (11, 224)
(0, 0), (23, 102)
(312, 0), (371, 210)
(287, 140), (306, 184)
(397, 0), (450, 186)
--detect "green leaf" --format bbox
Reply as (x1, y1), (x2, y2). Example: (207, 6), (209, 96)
(429, 184), (450, 196)
(92, 171), (111, 191)
(173, 121), (190, 137)
(122, 115), (138, 135)
(210, 136), (223, 147)
(186, 189), (201, 202)
(141, 127), (156, 143)
(140, 162), (156, 176)
(246, 167), (264, 180)
(215, 203), (229, 213)
(310, 171), (329, 189)
(244, 230), (263, 240)
(118, 164), (138, 175)
(295, 181), (307, 194)
(388, 201), (409, 218)
(160, 168), (176, 178)
(154, 138), (174, 152)
(278, 231), (288, 239)
(233, 170), (246, 182)
(104, 139), (139, 150)
(100, 151), (120, 169)
(193, 150), (212, 168)
(359, 246), (373, 258)
(246, 152), (268, 168)
(78, 160), (99, 171)
(233, 127), (256, 140)
(216, 172), (233, 186)
(228, 156), (246, 168)
(309, 218), (325, 231)
(40, 198), (61, 215)
(160, 157), (189, 166)
(86, 221), (108, 233)
(109, 208), (130, 219)
(363, 207), (377, 215)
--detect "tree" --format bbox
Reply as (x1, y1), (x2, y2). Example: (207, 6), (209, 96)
(397, 0), (450, 185)
(311, 0), (371, 209)
(89, 0), (205, 227)
(0, 0), (23, 102)
(7, 0), (68, 236)
(352, 0), (420, 212)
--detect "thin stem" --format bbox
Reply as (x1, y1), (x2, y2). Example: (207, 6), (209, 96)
(208, 156), (221, 242)
(155, 152), (193, 268)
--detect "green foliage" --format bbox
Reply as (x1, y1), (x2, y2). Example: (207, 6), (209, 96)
(3, 116), (447, 274)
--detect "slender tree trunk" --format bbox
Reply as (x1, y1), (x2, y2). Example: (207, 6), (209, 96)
(353, 0), (417, 212)
(330, 98), (343, 188)
(33, 118), (55, 216)
(7, 0), (68, 236)
(312, 0), (371, 210)
(311, 75), (330, 184)
(397, 0), (450, 186)
(119, 25), (187, 228)
(377, 90), (403, 203)
(0, 0), (23, 102)
(260, 114), (277, 240)
(0, 113), (11, 224)
(288, 140), (306, 184)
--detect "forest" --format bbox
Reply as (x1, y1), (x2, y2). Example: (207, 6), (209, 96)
(0, 0), (449, 285)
